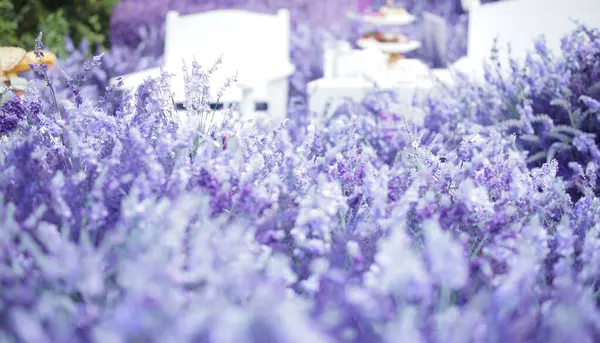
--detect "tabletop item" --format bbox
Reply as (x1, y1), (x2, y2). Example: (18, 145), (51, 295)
(362, 11), (416, 26)
(377, 0), (408, 17)
(361, 31), (409, 43)
(0, 46), (56, 96)
(379, 7), (407, 16)
(387, 52), (405, 66)
(0, 47), (27, 85)
(356, 38), (421, 55)
(354, 3), (419, 65)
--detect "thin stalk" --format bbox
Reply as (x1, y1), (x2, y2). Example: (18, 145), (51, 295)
(206, 97), (222, 135)
(171, 97), (183, 125)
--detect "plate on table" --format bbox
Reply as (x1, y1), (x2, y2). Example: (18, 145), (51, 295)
(356, 39), (421, 54)
(361, 12), (417, 26)
(361, 31), (410, 44)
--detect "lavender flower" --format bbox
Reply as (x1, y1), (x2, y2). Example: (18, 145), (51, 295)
(0, 96), (27, 134)
(421, 25), (600, 200)
(1, 22), (600, 343)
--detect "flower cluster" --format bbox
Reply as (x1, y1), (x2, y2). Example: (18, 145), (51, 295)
(21, 26), (163, 115)
(421, 24), (600, 201)
(0, 25), (599, 343)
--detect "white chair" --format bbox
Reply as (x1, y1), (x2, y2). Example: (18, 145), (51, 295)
(323, 40), (352, 78)
(453, 0), (600, 78)
(460, 0), (480, 12)
(110, 9), (295, 125)
(423, 12), (448, 68)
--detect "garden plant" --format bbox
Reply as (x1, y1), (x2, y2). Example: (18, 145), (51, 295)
(0, 22), (598, 343)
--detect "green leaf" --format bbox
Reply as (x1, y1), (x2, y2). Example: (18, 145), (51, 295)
(526, 151), (547, 164)
(570, 107), (589, 128)
(553, 125), (585, 136)
(519, 134), (541, 144)
(550, 98), (572, 111)
(1, 0), (118, 53)
(560, 86), (573, 98)
(545, 131), (572, 144)
(530, 114), (555, 126)
(547, 142), (573, 162)
(498, 119), (523, 131)
(587, 82), (600, 96)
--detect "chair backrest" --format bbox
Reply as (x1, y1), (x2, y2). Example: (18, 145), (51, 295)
(323, 40), (352, 78)
(423, 12), (448, 68)
(468, 0), (600, 68)
(461, 0), (480, 12)
(163, 9), (291, 99)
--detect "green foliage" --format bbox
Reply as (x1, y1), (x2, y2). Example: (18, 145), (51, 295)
(0, 0), (120, 58)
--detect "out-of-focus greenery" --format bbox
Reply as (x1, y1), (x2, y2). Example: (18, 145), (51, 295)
(0, 0), (119, 58)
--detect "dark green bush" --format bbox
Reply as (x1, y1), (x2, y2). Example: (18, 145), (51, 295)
(0, 0), (119, 58)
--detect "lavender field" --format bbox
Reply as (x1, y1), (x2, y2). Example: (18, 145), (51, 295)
(1, 1), (600, 342)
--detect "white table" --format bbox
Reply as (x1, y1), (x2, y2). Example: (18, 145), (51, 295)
(307, 77), (434, 125)
(307, 59), (451, 125)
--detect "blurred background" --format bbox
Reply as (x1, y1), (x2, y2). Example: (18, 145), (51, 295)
(1, 0), (482, 57)
(0, 0), (498, 98)
(3, 0), (597, 154)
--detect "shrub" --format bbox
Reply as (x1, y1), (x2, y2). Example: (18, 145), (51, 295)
(0, 27), (599, 343)
(17, 28), (163, 116)
(0, 0), (119, 58)
(421, 24), (600, 201)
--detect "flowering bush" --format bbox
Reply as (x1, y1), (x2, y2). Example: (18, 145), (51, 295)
(421, 24), (600, 201)
(16, 25), (163, 116)
(1, 26), (600, 343)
